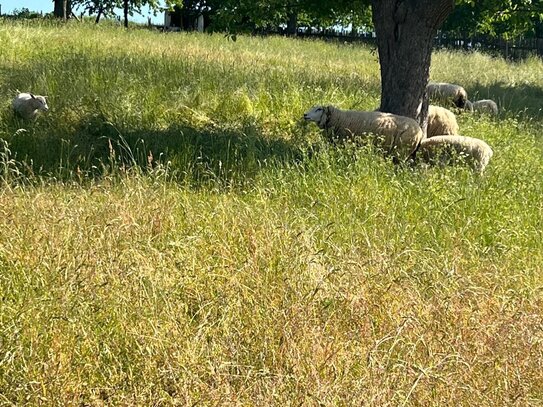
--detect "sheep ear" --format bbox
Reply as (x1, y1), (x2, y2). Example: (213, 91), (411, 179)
(318, 107), (329, 128)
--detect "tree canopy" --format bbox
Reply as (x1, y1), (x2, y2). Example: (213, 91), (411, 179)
(54, 0), (183, 25)
(52, 0), (543, 39)
(138, 0), (372, 34)
(168, 0), (542, 39)
(447, 0), (543, 38)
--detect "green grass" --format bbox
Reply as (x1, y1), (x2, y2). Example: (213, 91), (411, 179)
(1, 20), (543, 405)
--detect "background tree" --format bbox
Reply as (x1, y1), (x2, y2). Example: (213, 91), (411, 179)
(207, 0), (373, 35)
(168, 0), (217, 31)
(9, 7), (43, 18)
(208, 0), (302, 34)
(67, 0), (182, 26)
(332, 1), (373, 35)
(53, 0), (72, 19)
(445, 0), (543, 39)
(75, 0), (119, 23)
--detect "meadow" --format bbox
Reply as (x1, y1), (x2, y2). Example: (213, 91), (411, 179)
(0, 20), (543, 405)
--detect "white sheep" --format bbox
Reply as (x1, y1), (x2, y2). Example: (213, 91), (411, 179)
(303, 105), (423, 162)
(417, 135), (493, 173)
(12, 92), (49, 120)
(427, 82), (468, 109)
(427, 105), (459, 138)
(472, 99), (498, 115)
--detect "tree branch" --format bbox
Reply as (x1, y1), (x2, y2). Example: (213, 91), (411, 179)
(424, 0), (455, 30)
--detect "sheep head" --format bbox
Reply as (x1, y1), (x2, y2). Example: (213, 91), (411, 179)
(303, 105), (331, 129)
(30, 94), (49, 112)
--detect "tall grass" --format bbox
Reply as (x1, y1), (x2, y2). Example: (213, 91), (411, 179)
(0, 20), (542, 405)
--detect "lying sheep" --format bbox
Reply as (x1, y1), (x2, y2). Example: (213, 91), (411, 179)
(417, 135), (493, 173)
(427, 82), (468, 109)
(472, 99), (498, 115)
(303, 105), (423, 162)
(12, 92), (49, 120)
(427, 105), (459, 138)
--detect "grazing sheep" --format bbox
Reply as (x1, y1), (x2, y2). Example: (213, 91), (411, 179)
(472, 99), (498, 115)
(417, 135), (493, 173)
(427, 105), (459, 138)
(12, 92), (49, 120)
(303, 105), (423, 161)
(427, 82), (468, 109)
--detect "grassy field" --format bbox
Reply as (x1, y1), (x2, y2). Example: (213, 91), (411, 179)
(1, 20), (543, 405)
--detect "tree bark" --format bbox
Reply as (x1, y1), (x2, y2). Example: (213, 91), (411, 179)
(53, 0), (70, 19)
(371, 0), (454, 134)
(54, 0), (63, 18)
(286, 11), (298, 36)
(123, 0), (129, 28)
(95, 4), (104, 24)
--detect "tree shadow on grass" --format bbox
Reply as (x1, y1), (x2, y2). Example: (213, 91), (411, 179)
(466, 81), (543, 120)
(2, 113), (305, 187)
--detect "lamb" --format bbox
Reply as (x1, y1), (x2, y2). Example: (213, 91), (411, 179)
(427, 82), (468, 109)
(303, 105), (423, 162)
(416, 135), (493, 173)
(472, 99), (498, 115)
(427, 105), (459, 138)
(12, 92), (49, 120)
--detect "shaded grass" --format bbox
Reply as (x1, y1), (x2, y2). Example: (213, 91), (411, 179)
(0, 21), (380, 177)
(0, 20), (543, 405)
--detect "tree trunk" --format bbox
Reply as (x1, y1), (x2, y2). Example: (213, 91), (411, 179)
(123, 0), (129, 28)
(54, 0), (65, 19)
(54, 0), (62, 18)
(286, 11), (297, 36)
(53, 0), (71, 19)
(95, 5), (103, 24)
(371, 0), (454, 135)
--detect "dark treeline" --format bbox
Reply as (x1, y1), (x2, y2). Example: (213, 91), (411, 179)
(165, 0), (543, 58)
(4, 0), (543, 59)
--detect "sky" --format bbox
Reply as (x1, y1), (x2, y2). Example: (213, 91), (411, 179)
(0, 0), (165, 24)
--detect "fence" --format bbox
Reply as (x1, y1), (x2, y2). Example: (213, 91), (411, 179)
(435, 34), (543, 60)
(273, 27), (543, 60)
